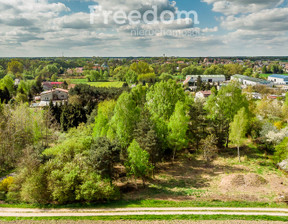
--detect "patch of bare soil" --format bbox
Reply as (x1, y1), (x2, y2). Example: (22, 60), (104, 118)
(220, 174), (267, 188)
(120, 154), (288, 203)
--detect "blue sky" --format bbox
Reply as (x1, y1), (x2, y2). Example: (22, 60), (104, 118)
(0, 0), (287, 57)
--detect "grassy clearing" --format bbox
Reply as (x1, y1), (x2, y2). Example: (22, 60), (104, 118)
(69, 79), (88, 84)
(0, 200), (287, 209)
(88, 82), (124, 88)
(0, 215), (288, 222)
(68, 79), (124, 88)
(259, 74), (271, 79)
(259, 74), (288, 79)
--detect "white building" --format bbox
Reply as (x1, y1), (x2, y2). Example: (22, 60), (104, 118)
(231, 75), (273, 87)
(268, 75), (288, 85)
(183, 75), (226, 86)
(40, 88), (69, 101)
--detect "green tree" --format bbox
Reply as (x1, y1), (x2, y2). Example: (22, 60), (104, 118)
(93, 100), (116, 139)
(159, 73), (173, 81)
(205, 82), (249, 148)
(196, 75), (203, 91)
(89, 137), (120, 183)
(244, 68), (253, 77)
(181, 65), (204, 76)
(146, 80), (185, 120)
(138, 73), (156, 84)
(0, 66), (5, 79)
(200, 134), (218, 162)
(229, 108), (249, 162)
(108, 92), (139, 148)
(168, 101), (189, 162)
(51, 74), (58, 82)
(125, 70), (137, 84)
(146, 80), (186, 151)
(274, 138), (288, 163)
(126, 140), (152, 188)
(262, 65), (267, 74)
(130, 61), (154, 75)
(7, 60), (24, 74)
(134, 110), (160, 168)
(0, 75), (14, 94)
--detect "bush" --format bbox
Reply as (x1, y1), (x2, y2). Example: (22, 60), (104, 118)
(0, 176), (13, 192)
(274, 137), (288, 163)
(20, 167), (50, 204)
(76, 173), (120, 202)
(0, 176), (14, 200)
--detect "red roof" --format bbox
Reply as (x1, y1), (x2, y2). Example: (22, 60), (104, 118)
(200, 90), (212, 95)
(50, 82), (63, 85)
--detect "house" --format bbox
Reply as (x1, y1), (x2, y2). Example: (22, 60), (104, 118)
(183, 75), (226, 86)
(231, 75), (273, 87)
(195, 90), (212, 100)
(268, 75), (288, 85)
(40, 88), (69, 101)
(42, 82), (64, 91)
(14, 79), (20, 86)
(66, 67), (84, 75)
(101, 63), (109, 69)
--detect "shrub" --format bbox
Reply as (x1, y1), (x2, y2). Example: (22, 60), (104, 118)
(274, 137), (288, 163)
(0, 176), (13, 200)
(0, 176), (13, 193)
(20, 167), (50, 204)
(76, 173), (120, 202)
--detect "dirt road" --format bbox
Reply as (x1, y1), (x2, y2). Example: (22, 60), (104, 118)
(1, 207), (288, 217)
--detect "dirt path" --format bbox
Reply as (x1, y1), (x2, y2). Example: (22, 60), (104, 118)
(1, 207), (288, 217)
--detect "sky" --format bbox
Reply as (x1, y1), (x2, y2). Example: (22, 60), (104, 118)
(0, 0), (288, 57)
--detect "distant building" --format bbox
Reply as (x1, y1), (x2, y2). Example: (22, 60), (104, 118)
(195, 90), (212, 100)
(101, 62), (109, 69)
(268, 75), (288, 85)
(231, 75), (273, 87)
(42, 82), (64, 91)
(66, 67), (84, 75)
(14, 79), (20, 86)
(183, 75), (226, 86)
(40, 88), (69, 102)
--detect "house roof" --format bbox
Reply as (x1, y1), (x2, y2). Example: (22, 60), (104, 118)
(269, 74), (288, 79)
(232, 74), (272, 85)
(199, 90), (212, 95)
(41, 88), (68, 96)
(50, 82), (64, 85)
(55, 88), (69, 93)
(42, 82), (63, 86)
(41, 90), (53, 95)
(186, 75), (225, 79)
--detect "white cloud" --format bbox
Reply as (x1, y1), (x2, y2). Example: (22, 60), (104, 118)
(202, 0), (284, 15)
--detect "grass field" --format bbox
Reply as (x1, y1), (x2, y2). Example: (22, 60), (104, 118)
(68, 79), (124, 88)
(1, 215), (288, 222)
(88, 82), (124, 88)
(1, 200), (286, 209)
(259, 74), (288, 79)
(69, 79), (88, 84)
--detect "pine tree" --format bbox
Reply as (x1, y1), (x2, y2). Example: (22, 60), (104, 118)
(134, 110), (160, 168)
